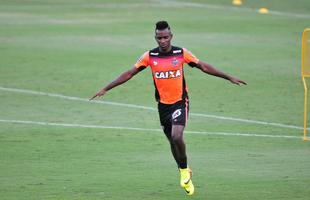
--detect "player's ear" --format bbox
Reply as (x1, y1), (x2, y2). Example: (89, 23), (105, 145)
(154, 34), (158, 41)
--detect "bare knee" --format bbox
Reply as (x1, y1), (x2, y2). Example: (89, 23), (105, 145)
(171, 132), (182, 143)
(171, 125), (185, 143)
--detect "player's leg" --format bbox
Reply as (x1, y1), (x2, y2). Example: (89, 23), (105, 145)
(162, 124), (181, 167)
(158, 100), (194, 195)
(159, 102), (184, 168)
(171, 125), (194, 195)
(170, 125), (187, 169)
(169, 99), (194, 195)
(170, 99), (189, 169)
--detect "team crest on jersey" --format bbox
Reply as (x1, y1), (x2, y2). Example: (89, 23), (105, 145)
(172, 58), (179, 66)
(155, 70), (181, 79)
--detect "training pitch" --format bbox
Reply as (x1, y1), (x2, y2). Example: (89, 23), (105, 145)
(0, 0), (310, 199)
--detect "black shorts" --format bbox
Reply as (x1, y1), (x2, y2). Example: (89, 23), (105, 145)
(158, 99), (189, 127)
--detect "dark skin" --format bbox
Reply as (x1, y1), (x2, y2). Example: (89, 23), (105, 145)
(90, 28), (246, 167)
(90, 28), (246, 100)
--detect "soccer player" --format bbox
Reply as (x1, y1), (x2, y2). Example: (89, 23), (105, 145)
(90, 21), (246, 196)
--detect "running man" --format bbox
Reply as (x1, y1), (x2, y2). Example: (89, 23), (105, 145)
(90, 21), (246, 196)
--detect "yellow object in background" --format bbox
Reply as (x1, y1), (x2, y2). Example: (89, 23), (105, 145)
(302, 28), (310, 141)
(232, 0), (242, 6)
(258, 7), (269, 14)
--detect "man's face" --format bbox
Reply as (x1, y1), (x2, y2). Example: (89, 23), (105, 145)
(155, 28), (173, 52)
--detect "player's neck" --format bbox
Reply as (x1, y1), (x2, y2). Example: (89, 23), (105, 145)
(159, 45), (172, 54)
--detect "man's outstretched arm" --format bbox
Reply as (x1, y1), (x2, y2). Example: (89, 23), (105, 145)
(89, 66), (141, 100)
(195, 61), (247, 85)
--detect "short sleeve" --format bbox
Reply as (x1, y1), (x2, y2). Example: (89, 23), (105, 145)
(134, 51), (149, 69)
(183, 48), (199, 66)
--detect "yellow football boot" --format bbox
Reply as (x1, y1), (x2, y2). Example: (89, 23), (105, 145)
(179, 168), (194, 196)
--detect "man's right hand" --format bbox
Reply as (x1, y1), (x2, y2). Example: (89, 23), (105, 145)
(89, 89), (107, 101)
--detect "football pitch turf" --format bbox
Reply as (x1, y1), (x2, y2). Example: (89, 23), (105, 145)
(0, 0), (310, 199)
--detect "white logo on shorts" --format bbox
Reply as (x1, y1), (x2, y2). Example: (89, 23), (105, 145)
(172, 109), (182, 120)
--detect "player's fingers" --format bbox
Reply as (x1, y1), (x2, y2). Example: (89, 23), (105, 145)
(240, 80), (247, 85)
(231, 79), (240, 85)
(232, 79), (246, 86)
(89, 94), (98, 101)
(232, 81), (245, 86)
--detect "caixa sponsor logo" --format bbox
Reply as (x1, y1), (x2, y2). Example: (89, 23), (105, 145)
(155, 70), (181, 79)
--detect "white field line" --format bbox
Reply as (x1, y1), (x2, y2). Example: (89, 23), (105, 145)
(190, 113), (304, 130)
(83, 1), (310, 19)
(0, 119), (301, 140)
(0, 86), (156, 111)
(6, 2), (309, 19)
(0, 86), (305, 130)
(154, 0), (310, 19)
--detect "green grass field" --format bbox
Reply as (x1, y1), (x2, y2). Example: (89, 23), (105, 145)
(1, 0), (310, 199)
